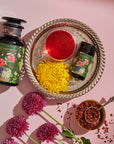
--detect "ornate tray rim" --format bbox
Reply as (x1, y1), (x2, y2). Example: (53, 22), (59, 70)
(25, 18), (105, 99)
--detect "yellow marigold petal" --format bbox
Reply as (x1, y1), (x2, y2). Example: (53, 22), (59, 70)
(35, 59), (70, 94)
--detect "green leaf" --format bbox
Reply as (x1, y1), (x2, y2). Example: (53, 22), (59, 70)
(61, 130), (74, 139)
(10, 76), (18, 83)
(81, 137), (91, 144)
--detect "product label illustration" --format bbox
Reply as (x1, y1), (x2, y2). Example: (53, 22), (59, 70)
(0, 43), (24, 84)
(72, 52), (93, 77)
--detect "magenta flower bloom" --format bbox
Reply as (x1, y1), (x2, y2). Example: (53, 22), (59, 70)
(37, 122), (59, 143)
(6, 116), (29, 138)
(22, 92), (46, 115)
(3, 138), (19, 144)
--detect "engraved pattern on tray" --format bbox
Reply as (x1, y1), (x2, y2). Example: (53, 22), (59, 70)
(25, 19), (105, 99)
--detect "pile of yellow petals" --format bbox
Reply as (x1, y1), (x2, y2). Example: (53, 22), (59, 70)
(35, 59), (70, 94)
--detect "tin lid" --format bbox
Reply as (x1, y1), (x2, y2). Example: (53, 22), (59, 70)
(79, 41), (96, 57)
(2, 17), (26, 29)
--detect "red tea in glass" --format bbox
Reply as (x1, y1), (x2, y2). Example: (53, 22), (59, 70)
(45, 30), (75, 61)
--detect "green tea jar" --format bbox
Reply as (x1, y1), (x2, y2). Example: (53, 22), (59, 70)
(0, 17), (26, 86)
(71, 41), (96, 80)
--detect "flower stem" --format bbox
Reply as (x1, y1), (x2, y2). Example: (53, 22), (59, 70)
(43, 110), (82, 144)
(54, 137), (65, 144)
(25, 133), (39, 144)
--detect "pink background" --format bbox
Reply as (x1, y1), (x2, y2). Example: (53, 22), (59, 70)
(0, 0), (114, 144)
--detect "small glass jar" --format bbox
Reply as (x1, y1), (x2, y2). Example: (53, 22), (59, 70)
(0, 17), (26, 86)
(71, 41), (96, 80)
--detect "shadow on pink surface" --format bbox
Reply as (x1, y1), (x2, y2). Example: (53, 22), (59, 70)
(16, 28), (39, 95)
(0, 85), (10, 94)
(26, 128), (41, 144)
(12, 92), (69, 143)
(17, 71), (38, 96)
(0, 120), (10, 144)
(13, 96), (29, 118)
(27, 128), (64, 144)
(18, 70), (70, 105)
(0, 97), (107, 143)
(13, 94), (61, 144)
(0, 96), (29, 143)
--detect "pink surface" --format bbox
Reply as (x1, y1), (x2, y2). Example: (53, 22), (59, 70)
(0, 0), (114, 144)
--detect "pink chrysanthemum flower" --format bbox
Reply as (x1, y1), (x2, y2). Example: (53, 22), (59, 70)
(3, 138), (19, 144)
(22, 92), (46, 115)
(6, 116), (29, 138)
(37, 122), (59, 143)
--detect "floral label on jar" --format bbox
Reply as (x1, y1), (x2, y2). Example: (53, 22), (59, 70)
(72, 52), (93, 78)
(0, 43), (24, 84)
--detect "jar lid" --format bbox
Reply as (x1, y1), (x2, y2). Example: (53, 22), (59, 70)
(79, 41), (96, 56)
(2, 17), (26, 29)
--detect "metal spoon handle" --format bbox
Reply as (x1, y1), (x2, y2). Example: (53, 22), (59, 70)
(98, 96), (114, 110)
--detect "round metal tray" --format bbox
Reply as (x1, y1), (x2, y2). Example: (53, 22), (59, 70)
(25, 18), (105, 99)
